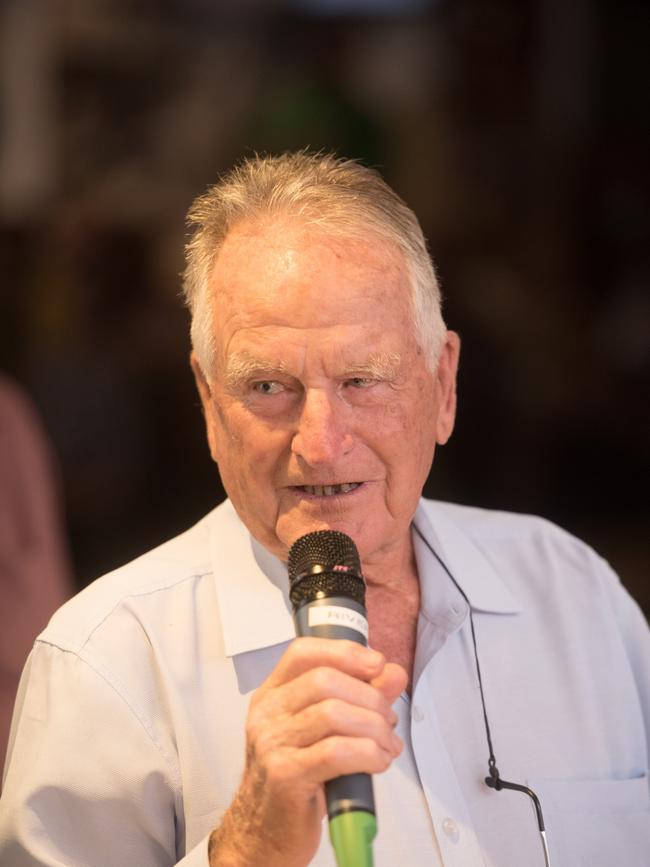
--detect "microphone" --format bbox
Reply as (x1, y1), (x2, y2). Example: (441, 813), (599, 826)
(288, 530), (377, 867)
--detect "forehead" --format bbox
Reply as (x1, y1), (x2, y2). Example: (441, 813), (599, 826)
(208, 218), (413, 333)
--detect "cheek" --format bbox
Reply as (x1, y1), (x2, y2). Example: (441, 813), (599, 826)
(207, 402), (237, 465)
(378, 393), (433, 442)
(211, 404), (290, 480)
(377, 395), (437, 476)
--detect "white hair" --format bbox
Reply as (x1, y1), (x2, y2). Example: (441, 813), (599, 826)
(183, 151), (446, 375)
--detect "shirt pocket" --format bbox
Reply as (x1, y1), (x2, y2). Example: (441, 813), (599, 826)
(527, 774), (650, 867)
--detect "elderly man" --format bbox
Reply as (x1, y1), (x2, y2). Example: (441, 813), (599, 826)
(1, 153), (649, 867)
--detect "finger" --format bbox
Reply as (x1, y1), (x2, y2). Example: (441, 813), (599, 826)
(293, 734), (402, 784)
(278, 698), (402, 754)
(371, 662), (408, 706)
(264, 637), (386, 688)
(265, 665), (398, 722)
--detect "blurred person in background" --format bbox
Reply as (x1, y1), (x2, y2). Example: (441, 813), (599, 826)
(0, 375), (72, 776)
(0, 153), (648, 866)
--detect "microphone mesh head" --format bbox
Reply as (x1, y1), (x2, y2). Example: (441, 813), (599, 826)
(288, 530), (365, 609)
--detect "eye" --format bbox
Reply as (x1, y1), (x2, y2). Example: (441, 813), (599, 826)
(252, 380), (285, 395)
(346, 377), (374, 389)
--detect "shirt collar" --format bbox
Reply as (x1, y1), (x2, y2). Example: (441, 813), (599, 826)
(210, 500), (295, 658)
(412, 500), (522, 616)
(210, 498), (522, 658)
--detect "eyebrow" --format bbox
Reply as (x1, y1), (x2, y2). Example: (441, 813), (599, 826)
(348, 352), (402, 380)
(223, 350), (402, 391)
(224, 354), (290, 391)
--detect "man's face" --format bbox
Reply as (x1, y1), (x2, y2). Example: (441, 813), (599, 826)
(193, 218), (459, 567)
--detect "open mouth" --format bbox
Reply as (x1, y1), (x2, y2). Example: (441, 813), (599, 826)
(294, 482), (362, 497)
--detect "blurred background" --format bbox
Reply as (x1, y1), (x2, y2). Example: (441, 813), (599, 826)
(1, 0), (648, 629)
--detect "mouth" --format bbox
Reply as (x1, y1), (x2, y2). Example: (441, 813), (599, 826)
(292, 482), (362, 497)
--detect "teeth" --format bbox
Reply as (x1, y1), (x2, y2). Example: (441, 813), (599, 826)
(300, 483), (361, 496)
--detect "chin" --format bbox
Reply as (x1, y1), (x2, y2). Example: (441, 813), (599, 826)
(277, 517), (334, 550)
(296, 518), (373, 553)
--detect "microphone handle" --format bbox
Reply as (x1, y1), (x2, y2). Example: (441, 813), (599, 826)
(293, 595), (377, 867)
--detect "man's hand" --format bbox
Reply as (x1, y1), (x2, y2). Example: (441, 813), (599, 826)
(208, 637), (407, 867)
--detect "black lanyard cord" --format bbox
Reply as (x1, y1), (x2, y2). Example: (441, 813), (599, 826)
(411, 521), (501, 784)
(411, 520), (551, 867)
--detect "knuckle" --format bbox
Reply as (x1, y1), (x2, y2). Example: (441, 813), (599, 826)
(368, 743), (389, 771)
(320, 697), (344, 726)
(291, 635), (312, 656)
(322, 737), (345, 765)
(363, 738), (391, 771)
(292, 634), (327, 658)
(311, 666), (335, 693)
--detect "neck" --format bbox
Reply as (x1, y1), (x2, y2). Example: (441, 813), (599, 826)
(361, 529), (418, 593)
(362, 530), (420, 689)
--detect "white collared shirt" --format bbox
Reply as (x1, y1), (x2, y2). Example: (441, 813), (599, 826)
(1, 499), (649, 866)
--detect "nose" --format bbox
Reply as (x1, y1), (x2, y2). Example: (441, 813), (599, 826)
(291, 388), (354, 467)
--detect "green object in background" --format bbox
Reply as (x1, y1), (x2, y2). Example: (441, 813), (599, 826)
(329, 810), (377, 867)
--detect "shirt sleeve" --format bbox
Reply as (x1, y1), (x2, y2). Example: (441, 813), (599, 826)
(0, 641), (209, 867)
(599, 553), (650, 779)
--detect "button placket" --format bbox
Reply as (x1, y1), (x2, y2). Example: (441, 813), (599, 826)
(412, 704), (425, 723)
(442, 817), (460, 843)
(409, 646), (487, 867)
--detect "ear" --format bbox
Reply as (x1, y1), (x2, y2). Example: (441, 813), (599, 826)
(434, 331), (460, 446)
(190, 352), (221, 464)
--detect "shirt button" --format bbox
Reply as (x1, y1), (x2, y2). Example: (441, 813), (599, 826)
(442, 817), (460, 842)
(412, 705), (424, 722)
